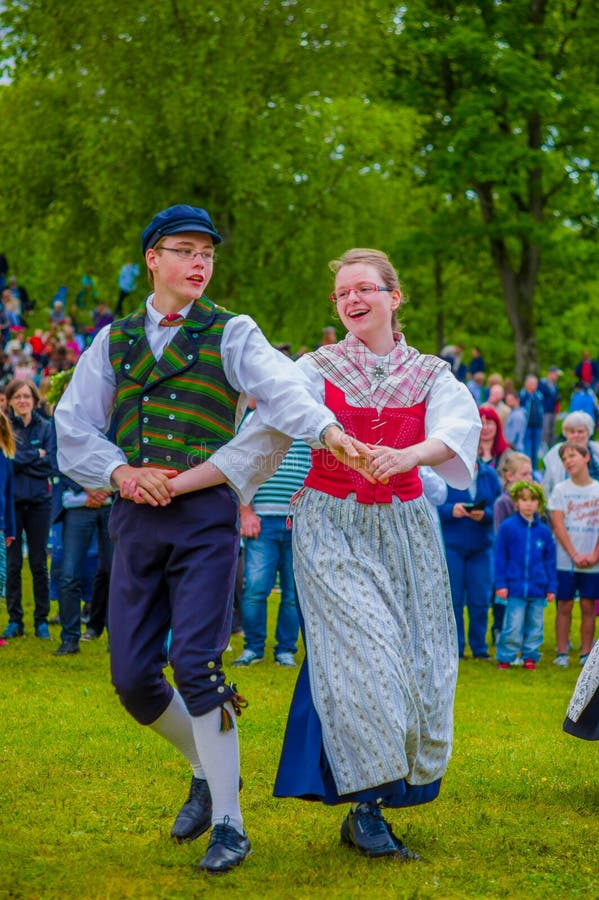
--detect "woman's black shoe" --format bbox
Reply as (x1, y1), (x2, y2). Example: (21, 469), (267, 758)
(340, 804), (398, 857)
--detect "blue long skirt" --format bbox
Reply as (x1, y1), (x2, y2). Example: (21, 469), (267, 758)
(274, 657), (441, 808)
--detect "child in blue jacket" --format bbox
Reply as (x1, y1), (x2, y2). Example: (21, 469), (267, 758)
(495, 481), (557, 669)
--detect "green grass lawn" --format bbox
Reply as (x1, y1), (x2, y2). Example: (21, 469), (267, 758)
(0, 594), (596, 900)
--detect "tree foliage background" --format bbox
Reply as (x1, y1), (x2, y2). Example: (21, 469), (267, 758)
(0, 0), (597, 378)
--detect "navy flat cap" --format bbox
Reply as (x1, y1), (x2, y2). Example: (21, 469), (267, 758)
(141, 204), (222, 253)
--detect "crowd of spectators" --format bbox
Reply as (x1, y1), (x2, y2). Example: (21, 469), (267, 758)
(438, 343), (599, 668)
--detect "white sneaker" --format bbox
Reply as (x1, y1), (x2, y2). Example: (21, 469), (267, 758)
(275, 652), (297, 668)
(553, 654), (569, 668)
(231, 649), (263, 667)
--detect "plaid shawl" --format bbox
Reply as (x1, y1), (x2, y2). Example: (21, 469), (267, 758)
(307, 333), (449, 412)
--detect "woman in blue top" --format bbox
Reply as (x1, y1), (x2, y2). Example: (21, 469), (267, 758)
(439, 460), (502, 658)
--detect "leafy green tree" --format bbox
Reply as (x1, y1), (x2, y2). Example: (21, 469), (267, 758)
(386, 0), (599, 377)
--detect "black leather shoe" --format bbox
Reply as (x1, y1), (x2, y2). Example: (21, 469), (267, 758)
(197, 820), (251, 874)
(53, 641), (80, 656)
(340, 804), (399, 858)
(171, 777), (212, 843)
(171, 775), (244, 843)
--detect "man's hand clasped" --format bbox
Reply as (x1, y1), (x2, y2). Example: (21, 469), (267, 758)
(113, 464), (178, 507)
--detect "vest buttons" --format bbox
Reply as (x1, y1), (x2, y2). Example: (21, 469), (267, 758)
(143, 437), (149, 444)
(217, 686), (225, 694)
(167, 434), (173, 440)
(170, 393), (176, 399)
(129, 339), (134, 345)
(207, 661), (215, 669)
(210, 674), (217, 682)
(165, 455), (172, 462)
(187, 354), (193, 360)
(143, 395), (149, 402)
(124, 364), (131, 370)
(143, 417), (149, 424)
(169, 414), (175, 420)
(142, 457), (149, 463)
(192, 332), (199, 338)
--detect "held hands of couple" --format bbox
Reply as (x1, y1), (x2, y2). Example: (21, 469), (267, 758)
(364, 444), (421, 484)
(321, 425), (377, 485)
(322, 428), (421, 486)
(112, 464), (178, 507)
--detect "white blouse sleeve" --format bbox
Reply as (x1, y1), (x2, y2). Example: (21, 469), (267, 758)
(425, 369), (481, 488)
(210, 354), (327, 505)
(221, 316), (332, 440)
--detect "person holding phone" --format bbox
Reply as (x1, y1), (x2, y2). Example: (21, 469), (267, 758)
(438, 461), (502, 659)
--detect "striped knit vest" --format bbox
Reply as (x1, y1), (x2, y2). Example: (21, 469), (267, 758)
(108, 298), (238, 471)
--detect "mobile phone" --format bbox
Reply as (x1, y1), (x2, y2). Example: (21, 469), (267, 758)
(463, 499), (485, 511)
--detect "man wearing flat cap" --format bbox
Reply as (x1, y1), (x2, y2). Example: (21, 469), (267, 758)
(55, 204), (363, 875)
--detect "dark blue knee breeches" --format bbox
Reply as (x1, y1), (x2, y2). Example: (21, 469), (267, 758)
(108, 486), (239, 724)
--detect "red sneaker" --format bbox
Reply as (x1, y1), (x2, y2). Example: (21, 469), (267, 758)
(496, 662), (511, 669)
(523, 659), (536, 670)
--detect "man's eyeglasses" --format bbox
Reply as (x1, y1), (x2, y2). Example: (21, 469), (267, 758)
(329, 283), (390, 303)
(159, 247), (217, 263)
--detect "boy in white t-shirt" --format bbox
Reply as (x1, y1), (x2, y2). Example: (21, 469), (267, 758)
(548, 442), (599, 667)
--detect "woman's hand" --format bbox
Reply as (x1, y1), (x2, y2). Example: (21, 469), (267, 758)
(365, 445), (420, 484)
(452, 503), (469, 518)
(119, 478), (146, 504)
(323, 426), (377, 484)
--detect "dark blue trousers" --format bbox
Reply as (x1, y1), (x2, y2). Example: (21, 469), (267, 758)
(59, 505), (113, 643)
(108, 486), (239, 725)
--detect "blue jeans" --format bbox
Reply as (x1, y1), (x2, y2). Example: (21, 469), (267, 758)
(524, 426), (543, 470)
(59, 506), (113, 643)
(241, 516), (299, 657)
(496, 597), (546, 663)
(445, 545), (492, 657)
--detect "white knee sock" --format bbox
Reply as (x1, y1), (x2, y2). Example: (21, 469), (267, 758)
(150, 690), (205, 779)
(191, 704), (243, 834)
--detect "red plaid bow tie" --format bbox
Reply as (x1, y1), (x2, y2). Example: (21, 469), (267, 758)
(158, 313), (185, 328)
